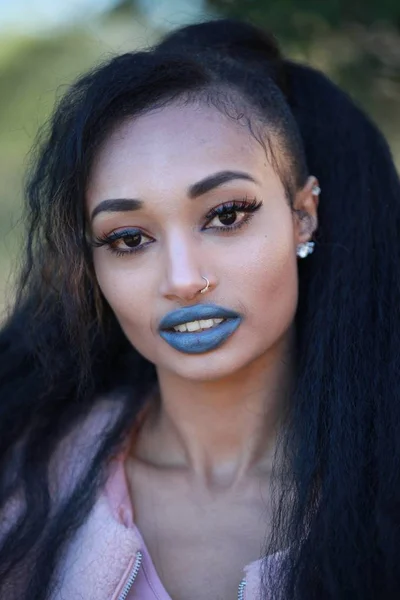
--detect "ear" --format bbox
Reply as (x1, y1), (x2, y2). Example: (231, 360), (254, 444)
(293, 175), (319, 245)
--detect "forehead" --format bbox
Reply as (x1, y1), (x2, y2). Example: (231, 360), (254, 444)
(87, 102), (276, 203)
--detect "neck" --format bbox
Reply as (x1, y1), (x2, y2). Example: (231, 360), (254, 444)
(132, 334), (294, 492)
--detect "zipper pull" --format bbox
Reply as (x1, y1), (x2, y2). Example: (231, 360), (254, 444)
(117, 551), (143, 600)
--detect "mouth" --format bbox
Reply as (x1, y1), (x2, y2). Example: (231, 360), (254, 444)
(169, 317), (225, 333)
(158, 304), (242, 355)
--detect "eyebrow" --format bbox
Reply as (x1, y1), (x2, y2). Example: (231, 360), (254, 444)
(90, 170), (258, 222)
(188, 170), (258, 199)
(91, 198), (142, 222)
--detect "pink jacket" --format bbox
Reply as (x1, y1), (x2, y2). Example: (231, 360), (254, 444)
(5, 401), (284, 600)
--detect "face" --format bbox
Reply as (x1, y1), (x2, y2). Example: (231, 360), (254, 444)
(86, 102), (317, 382)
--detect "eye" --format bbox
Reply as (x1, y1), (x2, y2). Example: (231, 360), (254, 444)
(204, 198), (262, 231)
(92, 228), (153, 256)
(115, 232), (146, 249)
(206, 209), (245, 228)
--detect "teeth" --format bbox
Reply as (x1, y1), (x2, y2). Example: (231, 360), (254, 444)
(187, 320), (200, 332)
(199, 319), (214, 329)
(172, 318), (224, 333)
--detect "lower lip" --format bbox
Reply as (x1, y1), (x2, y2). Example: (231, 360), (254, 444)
(159, 318), (242, 354)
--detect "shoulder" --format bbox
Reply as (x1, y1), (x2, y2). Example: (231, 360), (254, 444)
(48, 397), (128, 501)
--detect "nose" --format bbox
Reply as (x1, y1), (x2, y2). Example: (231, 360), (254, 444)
(159, 233), (215, 302)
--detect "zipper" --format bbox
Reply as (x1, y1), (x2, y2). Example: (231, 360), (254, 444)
(117, 549), (246, 600)
(117, 551), (143, 600)
(237, 577), (247, 600)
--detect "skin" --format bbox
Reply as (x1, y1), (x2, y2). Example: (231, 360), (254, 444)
(87, 101), (318, 488)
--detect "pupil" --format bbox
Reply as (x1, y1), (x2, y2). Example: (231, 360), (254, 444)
(124, 234), (141, 247)
(220, 211), (237, 226)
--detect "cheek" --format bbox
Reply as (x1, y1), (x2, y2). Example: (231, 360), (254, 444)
(223, 224), (298, 340)
(93, 254), (153, 330)
(258, 236), (297, 296)
(257, 243), (298, 338)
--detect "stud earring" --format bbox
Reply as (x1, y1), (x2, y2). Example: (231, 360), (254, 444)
(312, 185), (321, 196)
(296, 241), (315, 258)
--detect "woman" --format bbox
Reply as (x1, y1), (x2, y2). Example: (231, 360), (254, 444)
(0, 17), (399, 600)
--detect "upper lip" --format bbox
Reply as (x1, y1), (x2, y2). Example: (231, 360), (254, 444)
(158, 304), (241, 331)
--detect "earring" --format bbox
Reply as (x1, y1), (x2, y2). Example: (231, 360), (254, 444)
(312, 185), (321, 196)
(296, 241), (315, 258)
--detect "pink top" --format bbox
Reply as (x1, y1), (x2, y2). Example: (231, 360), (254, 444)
(11, 400), (284, 600)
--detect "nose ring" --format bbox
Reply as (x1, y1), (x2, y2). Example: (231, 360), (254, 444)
(199, 276), (210, 294)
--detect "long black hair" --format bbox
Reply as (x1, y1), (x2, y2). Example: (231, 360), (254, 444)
(0, 18), (399, 600)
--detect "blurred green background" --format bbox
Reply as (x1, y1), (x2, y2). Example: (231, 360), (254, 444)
(1, 0), (399, 315)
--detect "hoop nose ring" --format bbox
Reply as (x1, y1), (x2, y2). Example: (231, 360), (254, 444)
(199, 276), (210, 294)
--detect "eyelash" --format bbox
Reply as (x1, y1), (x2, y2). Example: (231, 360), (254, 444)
(92, 197), (262, 257)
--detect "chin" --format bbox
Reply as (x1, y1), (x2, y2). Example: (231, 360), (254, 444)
(155, 346), (259, 383)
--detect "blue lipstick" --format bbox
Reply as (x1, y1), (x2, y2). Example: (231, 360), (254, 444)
(158, 304), (242, 354)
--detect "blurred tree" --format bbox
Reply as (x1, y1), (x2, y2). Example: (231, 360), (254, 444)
(205, 0), (400, 159)
(207, 0), (400, 41)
